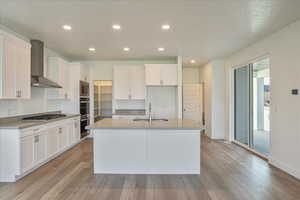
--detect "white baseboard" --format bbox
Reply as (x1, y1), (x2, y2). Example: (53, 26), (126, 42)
(269, 157), (300, 180)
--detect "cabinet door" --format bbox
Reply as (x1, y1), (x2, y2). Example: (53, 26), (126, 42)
(130, 66), (145, 99)
(58, 126), (69, 150)
(46, 127), (59, 157)
(47, 57), (67, 99)
(16, 43), (31, 99)
(75, 119), (81, 142)
(80, 64), (89, 82)
(68, 121), (75, 145)
(145, 64), (161, 85)
(160, 64), (178, 86)
(63, 62), (70, 99)
(113, 67), (130, 99)
(3, 37), (17, 98)
(20, 135), (35, 173)
(47, 57), (60, 83)
(34, 133), (46, 165)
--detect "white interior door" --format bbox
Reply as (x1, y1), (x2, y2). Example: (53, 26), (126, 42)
(183, 84), (203, 123)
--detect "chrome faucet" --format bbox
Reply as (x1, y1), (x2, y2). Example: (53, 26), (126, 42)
(148, 103), (152, 123)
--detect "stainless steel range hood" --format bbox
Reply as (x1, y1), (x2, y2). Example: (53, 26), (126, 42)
(31, 40), (62, 88)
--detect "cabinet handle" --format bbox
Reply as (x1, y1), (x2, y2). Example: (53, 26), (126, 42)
(34, 135), (39, 143)
(20, 90), (22, 98)
(16, 90), (20, 98)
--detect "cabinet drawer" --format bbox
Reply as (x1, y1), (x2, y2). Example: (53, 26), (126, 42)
(21, 125), (47, 138)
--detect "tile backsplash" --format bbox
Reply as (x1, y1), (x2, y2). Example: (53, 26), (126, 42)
(0, 87), (62, 118)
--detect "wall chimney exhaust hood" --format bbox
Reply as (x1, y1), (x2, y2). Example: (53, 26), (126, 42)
(30, 40), (62, 88)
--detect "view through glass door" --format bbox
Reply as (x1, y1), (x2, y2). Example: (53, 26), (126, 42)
(234, 58), (270, 157)
(252, 59), (270, 156)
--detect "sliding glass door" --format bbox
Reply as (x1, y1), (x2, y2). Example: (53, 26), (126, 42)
(234, 58), (270, 157)
(234, 66), (251, 146)
(252, 59), (270, 156)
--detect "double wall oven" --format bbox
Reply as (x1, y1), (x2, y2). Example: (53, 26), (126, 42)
(80, 81), (90, 138)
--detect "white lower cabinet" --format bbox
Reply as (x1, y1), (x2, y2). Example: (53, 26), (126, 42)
(46, 127), (59, 157)
(20, 135), (35, 173)
(68, 118), (80, 145)
(58, 126), (69, 150)
(34, 131), (47, 166)
(1, 117), (81, 182)
(0, 117), (81, 182)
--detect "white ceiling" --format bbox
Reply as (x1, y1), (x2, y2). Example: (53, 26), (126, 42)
(1, 0), (300, 67)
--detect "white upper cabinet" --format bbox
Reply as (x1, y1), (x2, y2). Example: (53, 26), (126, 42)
(47, 57), (70, 99)
(80, 64), (89, 82)
(130, 66), (145, 99)
(113, 66), (145, 100)
(0, 32), (31, 99)
(145, 64), (178, 86)
(114, 67), (130, 100)
(16, 42), (31, 99)
(145, 64), (161, 86)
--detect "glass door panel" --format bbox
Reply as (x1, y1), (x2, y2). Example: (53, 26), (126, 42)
(252, 58), (270, 156)
(234, 66), (251, 146)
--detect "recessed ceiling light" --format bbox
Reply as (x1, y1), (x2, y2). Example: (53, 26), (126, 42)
(123, 47), (130, 52)
(112, 24), (121, 30)
(62, 25), (72, 30)
(162, 24), (170, 30)
(158, 47), (165, 52)
(190, 60), (196, 64)
(89, 47), (96, 52)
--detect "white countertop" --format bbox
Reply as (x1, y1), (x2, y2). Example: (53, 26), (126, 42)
(0, 114), (80, 129)
(88, 118), (204, 130)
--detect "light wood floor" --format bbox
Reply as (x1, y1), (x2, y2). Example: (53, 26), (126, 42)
(1, 135), (300, 200)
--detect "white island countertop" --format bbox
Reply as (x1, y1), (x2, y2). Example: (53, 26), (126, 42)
(87, 118), (204, 130)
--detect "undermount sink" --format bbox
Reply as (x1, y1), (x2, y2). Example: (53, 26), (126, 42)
(133, 118), (168, 122)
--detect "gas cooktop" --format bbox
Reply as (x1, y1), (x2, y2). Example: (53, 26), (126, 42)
(23, 114), (67, 121)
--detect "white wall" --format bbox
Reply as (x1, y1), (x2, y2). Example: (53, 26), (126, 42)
(0, 25), (69, 118)
(199, 60), (226, 139)
(225, 19), (300, 179)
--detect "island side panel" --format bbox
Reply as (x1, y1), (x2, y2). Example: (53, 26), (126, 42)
(147, 129), (200, 174)
(93, 129), (147, 174)
(93, 128), (200, 174)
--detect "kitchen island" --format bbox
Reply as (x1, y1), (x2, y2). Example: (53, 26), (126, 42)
(88, 118), (203, 174)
